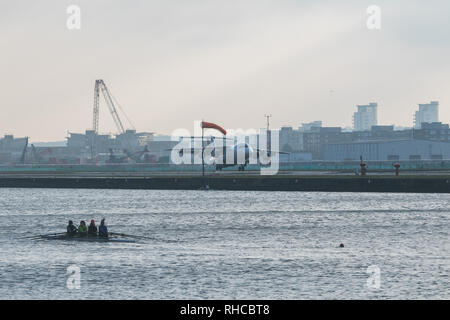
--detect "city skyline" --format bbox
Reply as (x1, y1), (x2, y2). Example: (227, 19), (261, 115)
(2, 99), (442, 143)
(1, 1), (450, 141)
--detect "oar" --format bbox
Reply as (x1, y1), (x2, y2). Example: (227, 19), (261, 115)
(108, 232), (155, 240)
(22, 233), (66, 239)
(18, 232), (67, 239)
(108, 232), (156, 240)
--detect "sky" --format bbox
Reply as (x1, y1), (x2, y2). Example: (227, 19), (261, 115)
(1, 0), (450, 142)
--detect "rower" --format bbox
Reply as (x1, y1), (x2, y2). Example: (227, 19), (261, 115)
(78, 220), (88, 236)
(66, 220), (77, 236)
(88, 219), (97, 237)
(98, 219), (108, 238)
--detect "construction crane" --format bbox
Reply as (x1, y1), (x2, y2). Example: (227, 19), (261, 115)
(92, 80), (126, 135)
(91, 79), (130, 158)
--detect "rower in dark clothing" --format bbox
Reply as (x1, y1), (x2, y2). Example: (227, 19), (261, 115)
(88, 219), (97, 236)
(98, 219), (108, 238)
(66, 220), (77, 236)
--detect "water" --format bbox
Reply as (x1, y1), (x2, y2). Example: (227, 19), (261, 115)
(0, 188), (449, 299)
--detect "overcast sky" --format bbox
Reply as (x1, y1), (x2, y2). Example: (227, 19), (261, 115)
(1, 0), (450, 141)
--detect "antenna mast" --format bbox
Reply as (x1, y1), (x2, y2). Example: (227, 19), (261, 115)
(264, 114), (272, 131)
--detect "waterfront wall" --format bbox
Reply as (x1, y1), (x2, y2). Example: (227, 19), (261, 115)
(3, 159), (450, 173)
(1, 175), (450, 193)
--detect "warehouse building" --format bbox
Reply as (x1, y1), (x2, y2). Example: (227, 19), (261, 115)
(323, 139), (450, 161)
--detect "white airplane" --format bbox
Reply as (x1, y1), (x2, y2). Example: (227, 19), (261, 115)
(172, 136), (287, 171)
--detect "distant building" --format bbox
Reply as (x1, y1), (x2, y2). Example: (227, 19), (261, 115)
(279, 127), (303, 152)
(369, 125), (403, 140)
(299, 121), (322, 132)
(115, 129), (153, 150)
(414, 101), (439, 129)
(394, 125), (412, 131)
(324, 139), (450, 161)
(353, 103), (378, 131)
(302, 126), (342, 159)
(0, 134), (28, 164)
(66, 133), (87, 149)
(67, 129), (154, 155)
(153, 135), (173, 141)
(0, 135), (28, 151)
(324, 122), (450, 161)
(86, 130), (112, 153)
(67, 130), (113, 156)
(413, 122), (449, 142)
(341, 126), (353, 132)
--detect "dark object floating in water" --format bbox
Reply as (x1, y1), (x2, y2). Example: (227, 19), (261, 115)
(339, 243), (345, 248)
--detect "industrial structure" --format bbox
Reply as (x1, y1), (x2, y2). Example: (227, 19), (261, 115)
(65, 79), (176, 164)
(0, 80), (177, 165)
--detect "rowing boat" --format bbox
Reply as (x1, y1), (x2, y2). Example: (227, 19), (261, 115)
(39, 234), (136, 243)
(21, 231), (152, 242)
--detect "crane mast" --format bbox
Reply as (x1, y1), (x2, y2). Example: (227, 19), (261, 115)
(92, 80), (100, 134)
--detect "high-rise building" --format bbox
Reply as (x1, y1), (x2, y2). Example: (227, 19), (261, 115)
(353, 103), (378, 131)
(414, 101), (439, 129)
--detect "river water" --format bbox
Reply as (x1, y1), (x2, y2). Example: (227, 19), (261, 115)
(0, 188), (448, 299)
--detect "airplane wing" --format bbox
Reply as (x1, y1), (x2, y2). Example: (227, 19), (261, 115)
(179, 136), (233, 141)
(164, 147), (203, 156)
(256, 149), (290, 155)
